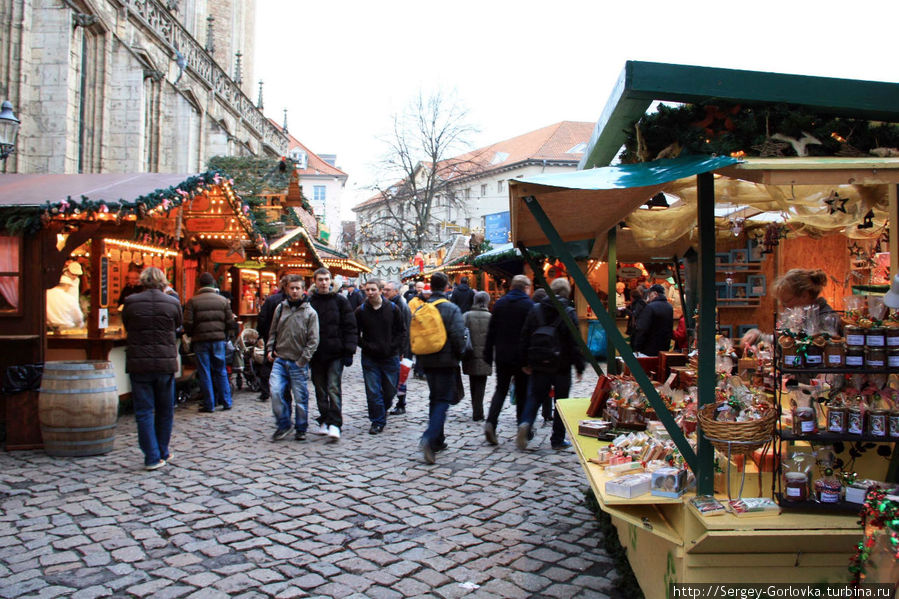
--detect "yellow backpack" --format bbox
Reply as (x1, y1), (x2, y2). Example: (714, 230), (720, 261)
(410, 299), (448, 355)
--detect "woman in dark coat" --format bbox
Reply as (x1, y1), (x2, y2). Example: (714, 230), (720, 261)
(463, 291), (492, 421)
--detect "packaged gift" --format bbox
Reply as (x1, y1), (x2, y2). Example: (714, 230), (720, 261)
(847, 395), (866, 435)
(690, 495), (726, 517)
(727, 497), (781, 517)
(651, 467), (688, 498)
(578, 419), (612, 438)
(781, 450), (814, 503)
(826, 393), (848, 433)
(790, 387), (819, 435)
(867, 392), (892, 438)
(606, 461), (643, 474)
(813, 467), (842, 503)
(605, 472), (652, 498)
(845, 480), (899, 504)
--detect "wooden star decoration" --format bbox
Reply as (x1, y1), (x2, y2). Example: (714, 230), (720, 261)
(824, 191), (849, 214)
(751, 138), (788, 158)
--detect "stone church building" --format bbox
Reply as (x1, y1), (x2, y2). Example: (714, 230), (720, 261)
(0, 0), (287, 174)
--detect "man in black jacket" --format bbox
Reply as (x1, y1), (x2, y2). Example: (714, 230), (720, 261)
(417, 272), (466, 464)
(450, 276), (475, 313)
(308, 268), (357, 441)
(632, 284), (673, 356)
(516, 277), (585, 451)
(356, 279), (406, 435)
(383, 280), (411, 415)
(122, 267), (182, 470)
(256, 276), (287, 401)
(482, 275), (533, 445)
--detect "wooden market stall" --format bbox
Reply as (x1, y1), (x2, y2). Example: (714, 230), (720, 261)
(0, 171), (267, 448)
(312, 241), (371, 279)
(508, 61), (899, 592)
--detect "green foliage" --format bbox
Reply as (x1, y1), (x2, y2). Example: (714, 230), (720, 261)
(620, 101), (899, 163)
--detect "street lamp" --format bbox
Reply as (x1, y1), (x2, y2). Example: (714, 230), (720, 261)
(0, 101), (20, 161)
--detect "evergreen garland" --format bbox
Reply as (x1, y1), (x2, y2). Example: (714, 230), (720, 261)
(619, 102), (899, 163)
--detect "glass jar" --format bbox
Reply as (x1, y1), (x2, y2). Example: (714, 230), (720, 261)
(889, 410), (899, 439)
(783, 471), (809, 502)
(805, 339), (825, 367)
(845, 345), (865, 368)
(866, 326), (885, 348)
(824, 340), (845, 368)
(889, 348), (899, 369)
(868, 409), (888, 437)
(827, 404), (848, 433)
(886, 327), (899, 348)
(780, 337), (802, 368)
(814, 468), (842, 503)
(866, 347), (886, 369)
(844, 325), (865, 347)
(848, 404), (865, 435)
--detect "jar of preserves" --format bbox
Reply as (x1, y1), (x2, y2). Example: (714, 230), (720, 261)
(865, 347), (886, 369)
(805, 338), (825, 366)
(866, 326), (885, 348)
(824, 340), (845, 367)
(889, 409), (899, 439)
(845, 345), (865, 368)
(783, 472), (809, 503)
(827, 403), (848, 433)
(844, 325), (865, 347)
(885, 326), (899, 348)
(779, 336), (802, 368)
(814, 468), (842, 503)
(847, 401), (865, 435)
(868, 394), (891, 437)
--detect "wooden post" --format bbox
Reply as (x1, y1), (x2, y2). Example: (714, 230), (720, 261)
(696, 172), (717, 495)
(88, 236), (102, 339)
(607, 227), (618, 374)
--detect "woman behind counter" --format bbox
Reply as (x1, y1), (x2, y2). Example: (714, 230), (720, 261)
(122, 267), (182, 471)
(771, 268), (832, 311)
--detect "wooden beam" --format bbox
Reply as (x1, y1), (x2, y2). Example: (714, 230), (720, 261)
(696, 172), (717, 495)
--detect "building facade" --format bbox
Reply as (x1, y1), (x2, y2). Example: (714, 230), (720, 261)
(0, 0), (287, 175)
(353, 121), (593, 278)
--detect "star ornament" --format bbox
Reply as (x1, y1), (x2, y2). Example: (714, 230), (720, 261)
(824, 191), (849, 214)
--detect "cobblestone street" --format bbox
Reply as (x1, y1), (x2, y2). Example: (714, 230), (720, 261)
(0, 361), (615, 598)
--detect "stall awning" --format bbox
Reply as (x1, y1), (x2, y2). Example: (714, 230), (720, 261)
(510, 155), (740, 254)
(313, 241), (371, 275)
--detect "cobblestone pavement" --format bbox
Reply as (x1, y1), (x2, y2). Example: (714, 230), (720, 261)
(0, 360), (616, 598)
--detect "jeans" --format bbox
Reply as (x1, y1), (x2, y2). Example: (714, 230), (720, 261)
(193, 340), (232, 411)
(270, 357), (310, 432)
(310, 358), (345, 429)
(521, 370), (571, 446)
(485, 362), (528, 430)
(361, 355), (399, 427)
(421, 368), (456, 450)
(130, 372), (175, 466)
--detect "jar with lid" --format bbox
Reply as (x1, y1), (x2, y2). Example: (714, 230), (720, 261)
(827, 397), (848, 433)
(866, 326), (885, 348)
(791, 388), (818, 435)
(844, 324), (866, 347)
(885, 326), (899, 348)
(845, 345), (865, 368)
(865, 347), (886, 369)
(783, 472), (809, 502)
(868, 393), (891, 437)
(847, 396), (865, 435)
(889, 408), (899, 439)
(824, 340), (845, 368)
(779, 335), (802, 368)
(814, 468), (842, 503)
(805, 337), (825, 367)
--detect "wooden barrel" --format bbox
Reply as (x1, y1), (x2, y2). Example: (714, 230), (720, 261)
(38, 361), (118, 457)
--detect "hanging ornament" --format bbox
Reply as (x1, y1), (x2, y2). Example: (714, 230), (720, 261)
(730, 217), (745, 237)
(858, 210), (875, 229)
(824, 191), (849, 215)
(761, 223), (782, 254)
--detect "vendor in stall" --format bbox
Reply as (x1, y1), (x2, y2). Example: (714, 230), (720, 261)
(117, 264), (144, 306)
(772, 268), (831, 310)
(46, 271), (85, 330)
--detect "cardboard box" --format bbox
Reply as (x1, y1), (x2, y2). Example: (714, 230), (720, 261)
(605, 473), (652, 498)
(578, 419), (612, 438)
(651, 467), (688, 498)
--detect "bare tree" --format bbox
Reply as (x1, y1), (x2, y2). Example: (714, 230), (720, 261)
(358, 91), (484, 265)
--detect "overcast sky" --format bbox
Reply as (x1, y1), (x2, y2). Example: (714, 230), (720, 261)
(255, 0), (897, 219)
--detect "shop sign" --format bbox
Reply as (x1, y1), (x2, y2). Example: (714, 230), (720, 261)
(185, 217), (227, 232)
(210, 248), (245, 264)
(99, 256), (109, 308)
(618, 266), (643, 279)
(484, 211), (511, 245)
(188, 195), (211, 212)
(235, 261), (266, 269)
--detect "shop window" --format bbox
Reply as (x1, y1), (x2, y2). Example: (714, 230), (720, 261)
(0, 236), (22, 314)
(480, 184), (487, 196)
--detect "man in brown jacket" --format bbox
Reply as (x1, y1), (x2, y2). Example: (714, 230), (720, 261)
(184, 272), (237, 413)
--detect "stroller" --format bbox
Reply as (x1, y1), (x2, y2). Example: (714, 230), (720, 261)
(237, 327), (264, 393)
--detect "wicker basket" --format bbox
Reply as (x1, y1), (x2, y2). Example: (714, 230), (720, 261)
(698, 403), (777, 456)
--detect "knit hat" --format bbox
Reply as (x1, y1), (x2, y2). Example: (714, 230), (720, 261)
(198, 272), (216, 287)
(649, 283), (666, 295)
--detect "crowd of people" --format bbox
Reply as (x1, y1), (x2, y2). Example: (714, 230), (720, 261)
(121, 266), (593, 470)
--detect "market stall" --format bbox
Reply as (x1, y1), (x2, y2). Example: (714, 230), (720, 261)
(508, 61), (899, 591)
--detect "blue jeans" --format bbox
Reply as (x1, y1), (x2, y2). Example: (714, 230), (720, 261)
(421, 368), (456, 450)
(521, 371), (571, 446)
(361, 355), (399, 427)
(270, 357), (309, 432)
(130, 372), (175, 466)
(193, 340), (232, 411)
(310, 358), (345, 429)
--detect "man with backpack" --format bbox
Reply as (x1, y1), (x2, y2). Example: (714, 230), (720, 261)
(450, 276), (475, 313)
(356, 279), (406, 434)
(266, 275), (319, 441)
(516, 277), (585, 451)
(308, 267), (357, 441)
(411, 272), (466, 464)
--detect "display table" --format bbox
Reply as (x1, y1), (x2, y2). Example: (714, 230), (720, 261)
(557, 397), (862, 597)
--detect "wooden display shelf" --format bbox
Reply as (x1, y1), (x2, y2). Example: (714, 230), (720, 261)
(780, 430), (898, 443)
(716, 263), (763, 272)
(718, 298), (761, 307)
(774, 493), (862, 514)
(557, 397), (864, 597)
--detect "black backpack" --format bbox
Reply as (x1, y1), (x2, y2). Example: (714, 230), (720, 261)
(527, 308), (563, 373)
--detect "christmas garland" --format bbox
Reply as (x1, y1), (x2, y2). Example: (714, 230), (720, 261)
(848, 488), (899, 584)
(619, 102), (899, 163)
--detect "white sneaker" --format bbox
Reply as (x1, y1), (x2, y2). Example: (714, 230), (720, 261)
(313, 423), (328, 436)
(327, 425), (340, 441)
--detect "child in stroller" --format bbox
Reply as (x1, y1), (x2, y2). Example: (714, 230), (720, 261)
(236, 327), (264, 393)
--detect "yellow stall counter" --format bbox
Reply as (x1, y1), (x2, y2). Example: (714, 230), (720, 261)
(556, 397), (863, 598)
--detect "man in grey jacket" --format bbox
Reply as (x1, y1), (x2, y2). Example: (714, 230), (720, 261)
(417, 272), (465, 464)
(266, 275), (320, 441)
